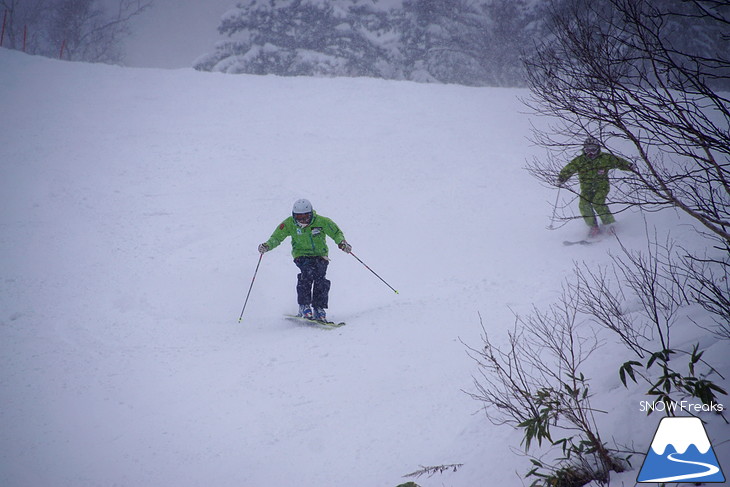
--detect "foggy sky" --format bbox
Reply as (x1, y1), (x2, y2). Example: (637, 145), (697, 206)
(123, 0), (406, 69)
(124, 0), (235, 69)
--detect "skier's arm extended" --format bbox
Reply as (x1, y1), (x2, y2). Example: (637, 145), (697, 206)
(609, 154), (633, 171)
(264, 220), (292, 251)
(558, 156), (583, 184)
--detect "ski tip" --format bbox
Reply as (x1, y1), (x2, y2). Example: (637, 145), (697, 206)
(285, 314), (346, 328)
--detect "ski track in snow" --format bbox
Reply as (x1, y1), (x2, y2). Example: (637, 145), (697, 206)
(1, 48), (728, 486)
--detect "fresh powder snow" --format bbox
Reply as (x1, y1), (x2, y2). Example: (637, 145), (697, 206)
(0, 48), (727, 486)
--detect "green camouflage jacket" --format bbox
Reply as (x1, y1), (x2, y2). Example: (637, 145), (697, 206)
(558, 152), (632, 192)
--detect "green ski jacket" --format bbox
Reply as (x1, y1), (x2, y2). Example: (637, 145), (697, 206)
(265, 211), (346, 258)
(558, 152), (632, 192)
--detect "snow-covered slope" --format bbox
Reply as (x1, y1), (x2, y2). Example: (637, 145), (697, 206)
(0, 48), (727, 486)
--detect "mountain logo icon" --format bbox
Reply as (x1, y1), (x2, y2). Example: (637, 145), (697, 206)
(637, 416), (725, 483)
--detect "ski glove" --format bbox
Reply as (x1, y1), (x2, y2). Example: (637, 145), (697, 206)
(258, 243), (269, 254)
(338, 240), (352, 253)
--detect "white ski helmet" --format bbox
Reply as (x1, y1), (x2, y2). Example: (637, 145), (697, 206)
(292, 198), (313, 226)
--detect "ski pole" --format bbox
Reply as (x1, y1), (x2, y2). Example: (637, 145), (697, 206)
(349, 251), (399, 294)
(238, 252), (264, 322)
(547, 187), (561, 230)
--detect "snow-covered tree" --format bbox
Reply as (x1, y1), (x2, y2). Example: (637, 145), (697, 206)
(398, 0), (491, 85)
(194, 0), (541, 85)
(477, 0), (540, 86)
(195, 0), (729, 87)
(193, 0), (399, 78)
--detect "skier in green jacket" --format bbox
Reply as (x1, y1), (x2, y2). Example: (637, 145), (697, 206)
(258, 198), (351, 322)
(558, 137), (632, 237)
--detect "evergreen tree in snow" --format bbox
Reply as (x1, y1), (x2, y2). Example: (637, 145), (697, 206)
(193, 0), (398, 78)
(194, 0), (728, 87)
(478, 0), (538, 86)
(194, 0), (540, 85)
(399, 0), (491, 85)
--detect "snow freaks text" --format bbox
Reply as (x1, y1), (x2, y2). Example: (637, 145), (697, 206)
(639, 400), (725, 414)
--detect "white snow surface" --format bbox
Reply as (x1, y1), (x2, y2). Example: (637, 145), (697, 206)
(0, 48), (728, 486)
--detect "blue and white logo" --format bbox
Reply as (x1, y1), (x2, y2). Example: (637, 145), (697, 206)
(638, 416), (725, 483)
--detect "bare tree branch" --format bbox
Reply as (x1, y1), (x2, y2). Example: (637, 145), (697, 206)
(523, 0), (730, 243)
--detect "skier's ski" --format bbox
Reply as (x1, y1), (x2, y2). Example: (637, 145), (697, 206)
(562, 239), (595, 246)
(560, 222), (619, 247)
(284, 314), (346, 328)
(564, 229), (615, 246)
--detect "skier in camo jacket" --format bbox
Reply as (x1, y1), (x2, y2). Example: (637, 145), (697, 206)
(558, 137), (633, 237)
(258, 198), (351, 322)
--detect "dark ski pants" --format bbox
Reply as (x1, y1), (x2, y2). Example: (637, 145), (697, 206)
(294, 257), (330, 309)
